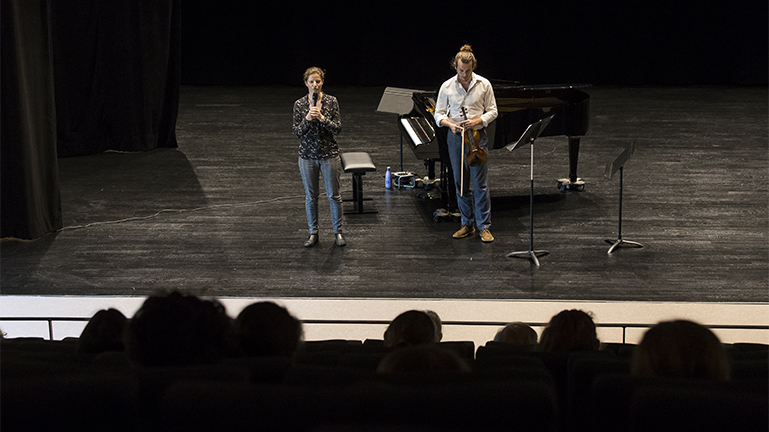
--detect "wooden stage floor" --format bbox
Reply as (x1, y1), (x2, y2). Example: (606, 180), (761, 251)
(2, 85), (767, 304)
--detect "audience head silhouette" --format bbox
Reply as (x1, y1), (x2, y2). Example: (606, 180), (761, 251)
(377, 345), (470, 373)
(631, 319), (731, 381)
(234, 301), (303, 357)
(383, 310), (436, 348)
(125, 291), (234, 366)
(494, 322), (538, 346)
(77, 308), (128, 354)
(424, 310), (443, 342)
(539, 309), (599, 352)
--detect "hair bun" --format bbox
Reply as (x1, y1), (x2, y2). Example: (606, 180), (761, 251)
(460, 44), (473, 53)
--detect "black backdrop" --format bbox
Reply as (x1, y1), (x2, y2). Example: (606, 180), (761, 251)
(51, 0), (181, 157)
(181, 0), (767, 87)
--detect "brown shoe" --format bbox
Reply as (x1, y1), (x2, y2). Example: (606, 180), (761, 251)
(453, 225), (476, 239)
(480, 229), (494, 243)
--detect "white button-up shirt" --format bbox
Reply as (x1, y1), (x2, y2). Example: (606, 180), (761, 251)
(434, 73), (498, 130)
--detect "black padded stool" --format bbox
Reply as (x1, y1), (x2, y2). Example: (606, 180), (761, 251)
(340, 152), (377, 214)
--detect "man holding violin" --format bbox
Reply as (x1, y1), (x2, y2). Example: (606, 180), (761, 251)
(434, 44), (498, 243)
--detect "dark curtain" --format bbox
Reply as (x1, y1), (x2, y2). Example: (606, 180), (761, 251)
(1, 0), (180, 239)
(51, 0), (181, 157)
(1, 0), (62, 239)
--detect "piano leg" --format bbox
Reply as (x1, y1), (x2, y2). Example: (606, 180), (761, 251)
(569, 137), (579, 182)
(425, 158), (436, 180)
(557, 137), (586, 192)
(416, 159), (441, 199)
(437, 132), (457, 211)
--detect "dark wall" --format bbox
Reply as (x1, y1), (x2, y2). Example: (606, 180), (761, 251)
(181, 0), (767, 87)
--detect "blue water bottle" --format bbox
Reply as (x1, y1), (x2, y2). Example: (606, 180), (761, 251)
(385, 166), (392, 189)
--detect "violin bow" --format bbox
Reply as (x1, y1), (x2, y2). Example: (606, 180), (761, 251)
(460, 126), (465, 197)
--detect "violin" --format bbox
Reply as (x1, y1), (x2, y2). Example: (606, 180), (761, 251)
(460, 107), (487, 167)
(457, 107), (488, 196)
(463, 127), (487, 167)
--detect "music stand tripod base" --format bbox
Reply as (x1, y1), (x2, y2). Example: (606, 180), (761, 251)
(605, 238), (643, 254)
(506, 249), (550, 266)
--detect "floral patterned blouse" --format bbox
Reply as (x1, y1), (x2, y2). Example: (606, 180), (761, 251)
(292, 93), (342, 159)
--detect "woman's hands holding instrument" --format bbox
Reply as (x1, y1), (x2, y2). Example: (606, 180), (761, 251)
(306, 105), (324, 121)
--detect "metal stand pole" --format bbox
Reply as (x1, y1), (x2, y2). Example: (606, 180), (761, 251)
(507, 141), (549, 266)
(605, 166), (643, 253)
(399, 131), (404, 172)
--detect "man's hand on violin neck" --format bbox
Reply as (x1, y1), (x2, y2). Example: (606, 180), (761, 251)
(460, 117), (481, 129)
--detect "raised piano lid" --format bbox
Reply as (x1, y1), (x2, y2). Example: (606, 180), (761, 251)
(492, 82), (591, 91)
(376, 87), (427, 115)
(494, 84), (590, 112)
(489, 84), (590, 148)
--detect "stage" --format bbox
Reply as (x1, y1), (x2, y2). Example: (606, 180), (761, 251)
(1, 84), (767, 342)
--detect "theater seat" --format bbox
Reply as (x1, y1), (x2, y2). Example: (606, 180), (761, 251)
(628, 385), (768, 432)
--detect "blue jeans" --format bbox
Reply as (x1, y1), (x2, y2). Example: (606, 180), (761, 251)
(447, 129), (491, 231)
(299, 155), (343, 234)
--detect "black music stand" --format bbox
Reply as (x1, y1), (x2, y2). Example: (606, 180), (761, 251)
(505, 115), (554, 266)
(604, 142), (643, 254)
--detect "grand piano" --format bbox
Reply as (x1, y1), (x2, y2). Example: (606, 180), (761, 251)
(377, 83), (590, 207)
